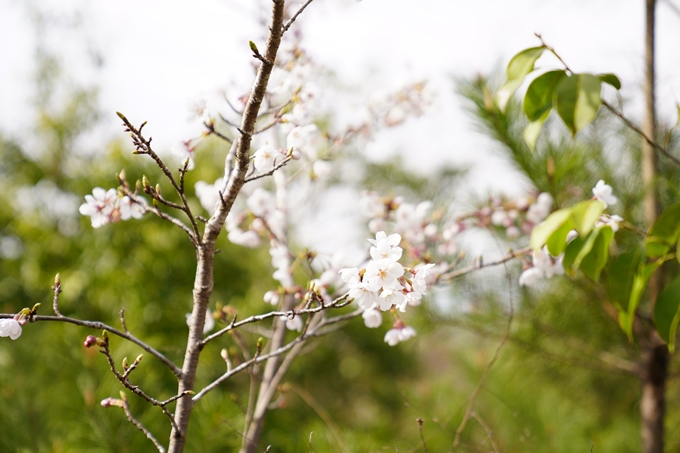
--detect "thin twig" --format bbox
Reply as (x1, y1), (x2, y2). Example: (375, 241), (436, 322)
(244, 157), (293, 183)
(52, 277), (63, 317)
(437, 247), (530, 282)
(116, 113), (202, 238)
(119, 392), (167, 453)
(452, 235), (515, 451)
(534, 35), (680, 166)
(119, 308), (130, 335)
(120, 186), (198, 246)
(417, 418), (429, 453)
(205, 121), (233, 144)
(602, 100), (680, 165)
(252, 117), (281, 135)
(282, 0), (316, 34)
(470, 412), (500, 453)
(201, 294), (350, 346)
(290, 382), (347, 452)
(98, 336), (181, 432)
(193, 308), (364, 401)
(20, 314), (182, 377)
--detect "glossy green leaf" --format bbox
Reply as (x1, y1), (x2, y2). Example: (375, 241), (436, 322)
(523, 70), (566, 121)
(563, 228), (599, 275)
(554, 73), (602, 135)
(654, 277), (680, 352)
(621, 259), (666, 340)
(580, 227), (614, 282)
(646, 202), (680, 257)
(545, 218), (573, 257)
(530, 207), (571, 252)
(598, 73), (621, 90)
(506, 47), (545, 81)
(607, 248), (644, 312)
(523, 110), (550, 151)
(570, 200), (605, 238)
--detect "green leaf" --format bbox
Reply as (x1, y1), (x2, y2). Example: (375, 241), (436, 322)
(580, 227), (614, 281)
(554, 73), (602, 135)
(563, 228), (599, 274)
(545, 218), (573, 257)
(646, 202), (680, 257)
(506, 47), (545, 81)
(530, 207), (571, 252)
(570, 200), (605, 238)
(654, 277), (680, 352)
(523, 110), (550, 151)
(598, 73), (621, 90)
(621, 259), (666, 340)
(607, 248), (644, 312)
(496, 79), (522, 112)
(249, 40), (259, 53)
(523, 70), (566, 121)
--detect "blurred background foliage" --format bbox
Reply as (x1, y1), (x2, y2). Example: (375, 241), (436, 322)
(3, 8), (680, 453)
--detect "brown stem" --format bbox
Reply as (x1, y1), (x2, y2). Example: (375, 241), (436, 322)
(639, 2), (668, 453)
(166, 2), (286, 452)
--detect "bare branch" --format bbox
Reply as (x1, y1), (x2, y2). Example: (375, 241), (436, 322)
(193, 308), (364, 402)
(119, 308), (130, 335)
(116, 392), (167, 453)
(244, 157), (293, 184)
(204, 121), (233, 144)
(437, 247), (530, 282)
(120, 180), (198, 247)
(282, 0), (316, 34)
(470, 412), (499, 453)
(602, 100), (680, 165)
(201, 294), (350, 346)
(52, 275), (63, 317)
(19, 314), (182, 378)
(116, 113), (202, 238)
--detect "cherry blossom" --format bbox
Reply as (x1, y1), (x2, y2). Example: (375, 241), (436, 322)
(253, 143), (282, 171)
(194, 178), (224, 213)
(79, 188), (118, 228)
(368, 232), (403, 261)
(0, 318), (22, 340)
(171, 141), (196, 170)
(519, 247), (564, 287)
(119, 196), (146, 220)
(592, 180), (617, 207)
(281, 315), (303, 332)
(526, 192), (553, 224)
(596, 214), (624, 232)
(362, 307), (383, 328)
(384, 323), (416, 346)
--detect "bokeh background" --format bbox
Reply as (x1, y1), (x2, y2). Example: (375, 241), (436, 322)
(1, 0), (680, 451)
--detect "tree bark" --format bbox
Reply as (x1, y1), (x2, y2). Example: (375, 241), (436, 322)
(639, 1), (668, 453)
(167, 2), (286, 452)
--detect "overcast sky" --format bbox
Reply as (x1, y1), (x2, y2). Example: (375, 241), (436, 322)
(2, 0), (680, 195)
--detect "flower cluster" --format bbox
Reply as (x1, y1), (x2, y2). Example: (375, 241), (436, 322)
(79, 188), (147, 228)
(338, 232), (434, 345)
(520, 180), (622, 287)
(519, 247), (565, 287)
(0, 318), (22, 340)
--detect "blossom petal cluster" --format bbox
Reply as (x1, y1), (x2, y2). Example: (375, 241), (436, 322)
(0, 319), (22, 340)
(79, 188), (147, 228)
(384, 324), (416, 346)
(592, 180), (617, 207)
(339, 232), (434, 346)
(519, 247), (565, 287)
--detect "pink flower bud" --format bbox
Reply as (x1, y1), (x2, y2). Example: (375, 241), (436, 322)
(84, 335), (97, 348)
